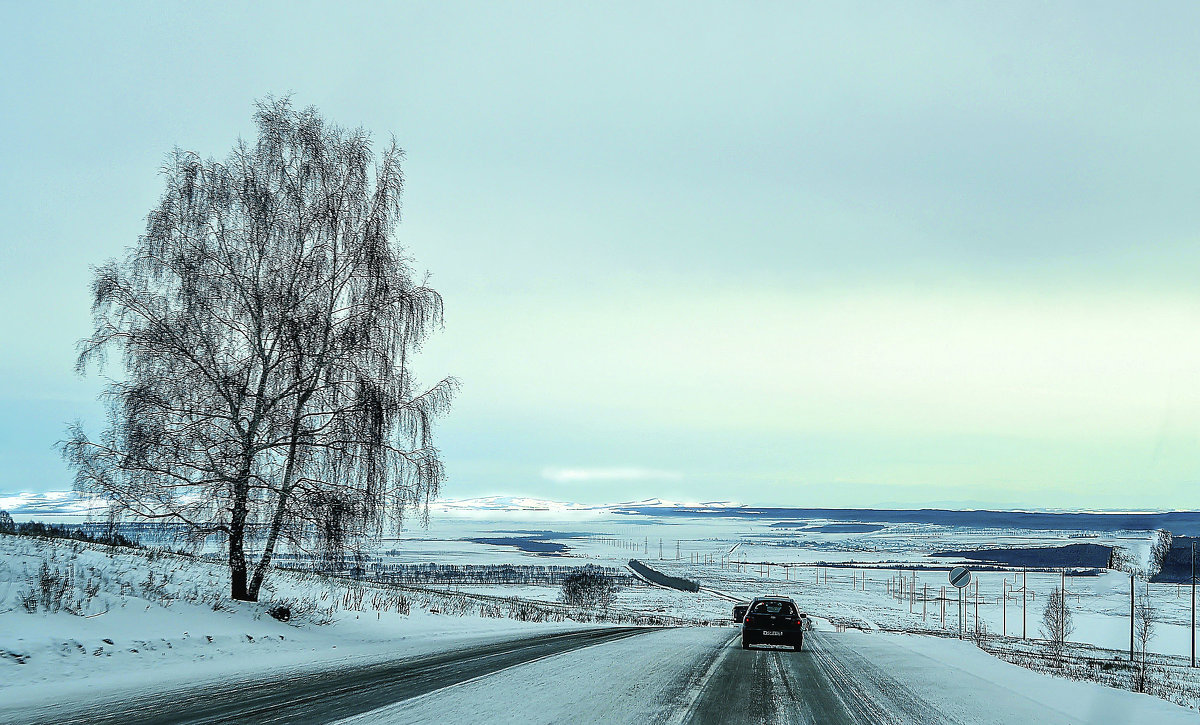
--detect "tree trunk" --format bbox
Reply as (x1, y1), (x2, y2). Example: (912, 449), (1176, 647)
(247, 485), (290, 601)
(229, 530), (250, 600)
(247, 398), (307, 601)
(229, 475), (253, 601)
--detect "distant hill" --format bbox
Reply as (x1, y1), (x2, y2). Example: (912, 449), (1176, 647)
(6, 490), (1200, 536)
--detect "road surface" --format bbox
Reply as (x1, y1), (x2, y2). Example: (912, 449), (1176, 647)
(343, 628), (1196, 725)
(6, 626), (1194, 724)
(9, 627), (650, 725)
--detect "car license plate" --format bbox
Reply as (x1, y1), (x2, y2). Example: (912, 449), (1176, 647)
(763, 631), (782, 636)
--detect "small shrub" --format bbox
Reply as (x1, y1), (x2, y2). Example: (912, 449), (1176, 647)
(21, 561), (74, 613)
(559, 565), (620, 610)
(267, 603), (292, 622)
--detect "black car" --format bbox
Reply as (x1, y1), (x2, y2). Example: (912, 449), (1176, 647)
(741, 596), (806, 651)
(732, 603), (749, 623)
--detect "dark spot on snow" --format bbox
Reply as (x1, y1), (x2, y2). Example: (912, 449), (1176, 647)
(102, 638), (114, 645)
(931, 543), (1112, 568)
(205, 636), (213, 643)
(1, 651), (28, 665)
(495, 530), (594, 540)
(466, 537), (569, 555)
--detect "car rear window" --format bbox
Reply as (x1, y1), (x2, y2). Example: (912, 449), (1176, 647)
(750, 600), (796, 616)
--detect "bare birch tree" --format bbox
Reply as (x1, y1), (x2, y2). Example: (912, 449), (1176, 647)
(1134, 589), (1156, 692)
(1040, 586), (1074, 659)
(62, 97), (455, 601)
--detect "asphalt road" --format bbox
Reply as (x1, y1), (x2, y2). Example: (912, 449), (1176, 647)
(16, 627), (652, 725)
(13, 626), (1190, 724)
(682, 630), (1176, 725)
(685, 632), (946, 725)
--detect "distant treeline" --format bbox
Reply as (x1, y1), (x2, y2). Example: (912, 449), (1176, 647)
(931, 543), (1113, 569)
(266, 555), (644, 587)
(628, 559), (700, 592)
(0, 516), (140, 548)
(1151, 536), (1200, 583)
(372, 563), (641, 587)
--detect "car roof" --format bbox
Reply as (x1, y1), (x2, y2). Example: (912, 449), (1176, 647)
(751, 596), (796, 603)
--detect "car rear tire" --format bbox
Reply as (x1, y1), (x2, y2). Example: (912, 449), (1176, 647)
(741, 639), (751, 650)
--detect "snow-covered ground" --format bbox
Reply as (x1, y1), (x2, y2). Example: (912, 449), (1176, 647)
(0, 534), (585, 718)
(4, 499), (1193, 659)
(339, 503), (1192, 659)
(4, 496), (1200, 720)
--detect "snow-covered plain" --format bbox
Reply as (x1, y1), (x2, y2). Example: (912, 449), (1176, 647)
(383, 500), (1197, 657)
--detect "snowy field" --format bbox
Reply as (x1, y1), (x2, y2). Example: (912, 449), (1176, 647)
(371, 498), (1196, 659)
(6, 494), (1195, 657)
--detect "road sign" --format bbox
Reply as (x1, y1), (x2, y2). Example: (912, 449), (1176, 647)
(949, 566), (972, 589)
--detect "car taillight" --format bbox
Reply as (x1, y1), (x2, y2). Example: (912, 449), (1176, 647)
(796, 619), (803, 625)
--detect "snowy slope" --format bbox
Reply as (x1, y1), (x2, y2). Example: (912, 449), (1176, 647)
(0, 535), (582, 717)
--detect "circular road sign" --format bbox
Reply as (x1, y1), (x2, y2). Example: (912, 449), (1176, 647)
(949, 566), (972, 589)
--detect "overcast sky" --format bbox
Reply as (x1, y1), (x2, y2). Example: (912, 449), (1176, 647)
(3, 2), (1200, 509)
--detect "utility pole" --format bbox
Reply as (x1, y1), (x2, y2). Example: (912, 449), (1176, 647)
(659, 539), (662, 559)
(1061, 569), (1067, 646)
(1022, 567), (1027, 640)
(974, 580), (980, 637)
(923, 583), (928, 622)
(1129, 573), (1134, 662)
(1002, 579), (1007, 637)
(1192, 541), (1196, 668)
(910, 569), (916, 613)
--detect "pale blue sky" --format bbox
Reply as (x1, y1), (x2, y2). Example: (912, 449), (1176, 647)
(3, 2), (1200, 508)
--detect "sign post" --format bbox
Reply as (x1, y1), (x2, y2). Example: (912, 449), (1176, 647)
(949, 566), (972, 640)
